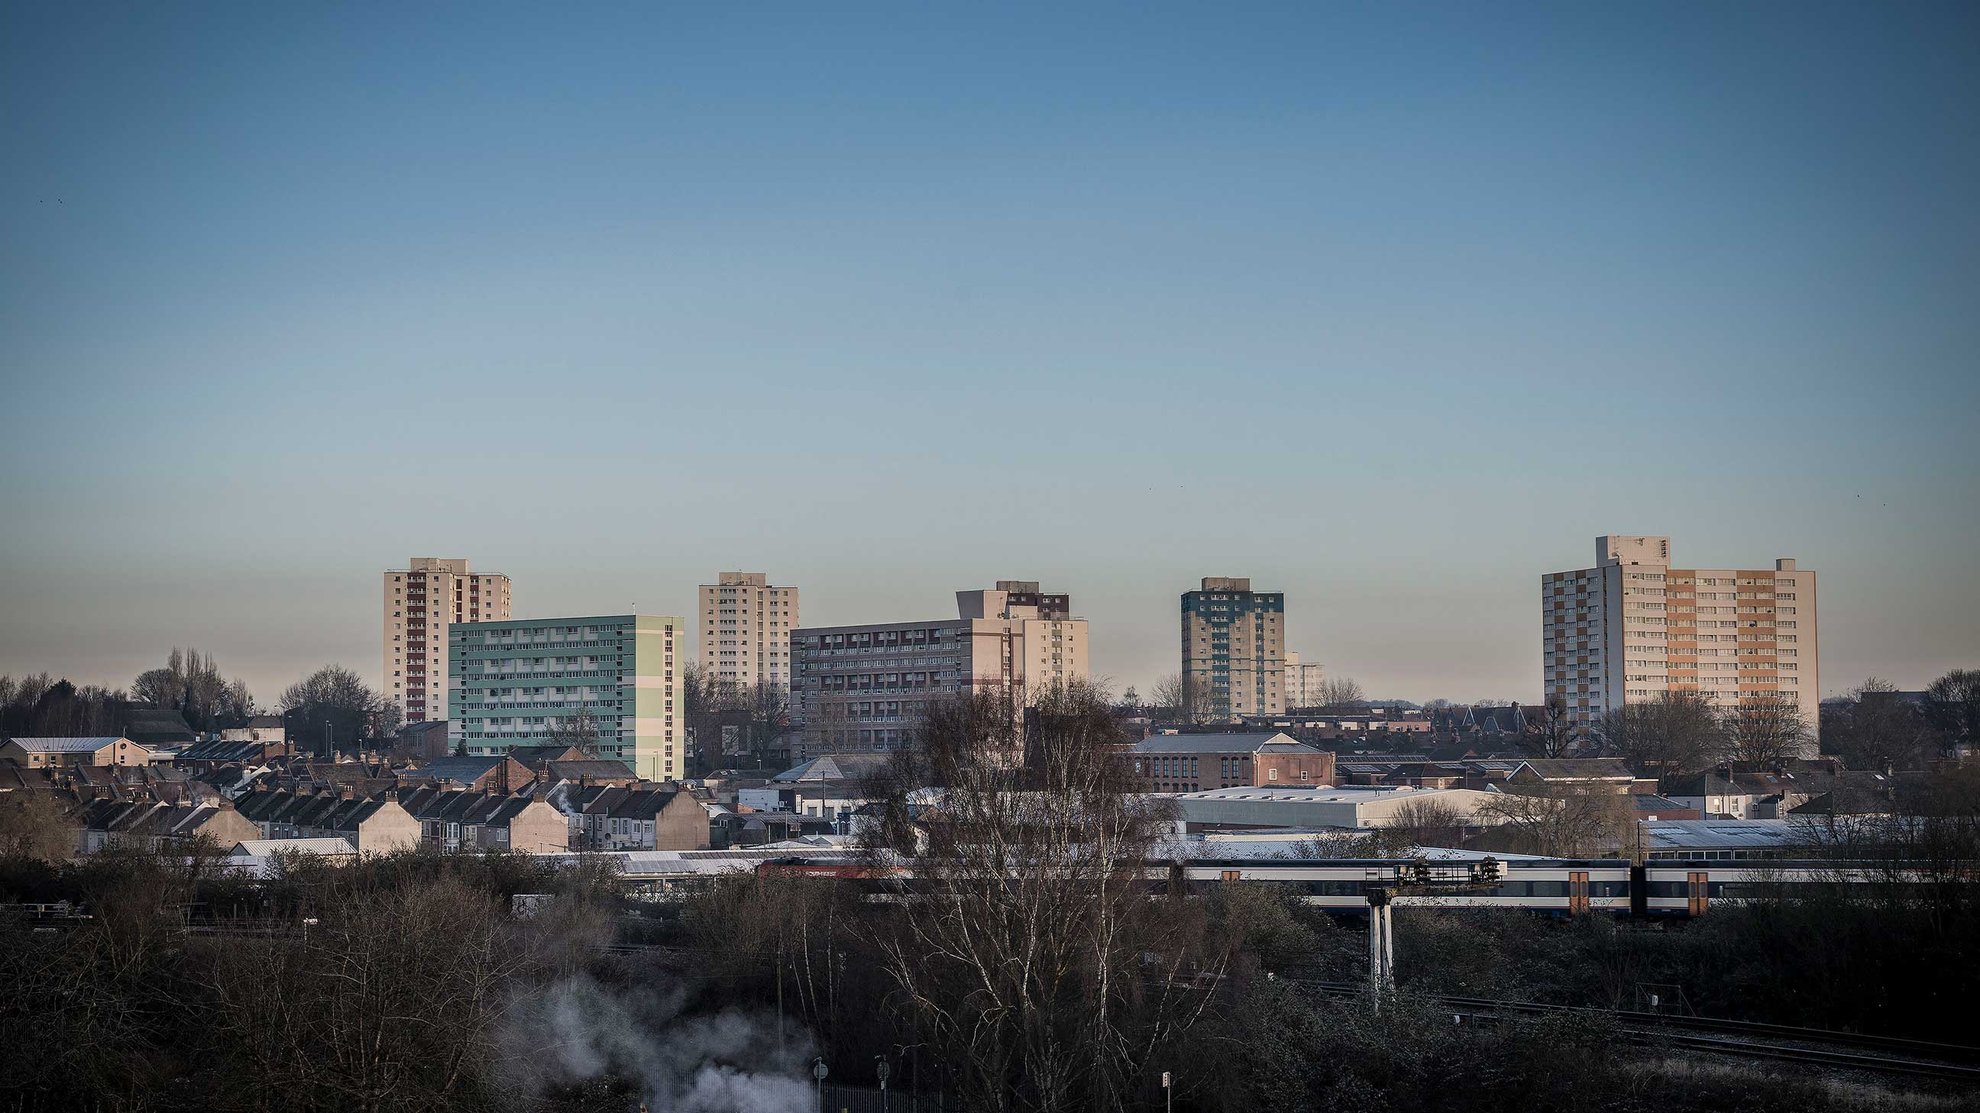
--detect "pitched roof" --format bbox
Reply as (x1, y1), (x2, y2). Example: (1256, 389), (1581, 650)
(1663, 773), (1741, 797)
(119, 709), (197, 744)
(228, 838), (356, 857)
(774, 754), (891, 783)
(1515, 758), (1635, 782)
(543, 760), (640, 783)
(180, 739), (283, 763)
(403, 756), (507, 784)
(505, 744), (587, 770)
(6, 736), (127, 752)
(1129, 732), (1316, 756)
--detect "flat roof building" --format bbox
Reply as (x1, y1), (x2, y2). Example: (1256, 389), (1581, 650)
(384, 557), (512, 725)
(449, 614), (684, 782)
(1127, 731), (1335, 793)
(1182, 578), (1286, 722)
(1163, 784), (1501, 832)
(791, 581), (1088, 757)
(699, 572), (799, 694)
(1544, 536), (1818, 751)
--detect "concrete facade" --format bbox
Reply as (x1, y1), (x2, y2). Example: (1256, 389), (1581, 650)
(1, 736), (150, 769)
(1282, 652), (1326, 710)
(1543, 536), (1819, 749)
(699, 572), (800, 694)
(449, 614), (684, 781)
(384, 557), (512, 724)
(791, 581), (1088, 756)
(1181, 577), (1286, 721)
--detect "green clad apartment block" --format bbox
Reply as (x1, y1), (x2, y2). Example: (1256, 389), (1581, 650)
(448, 615), (684, 781)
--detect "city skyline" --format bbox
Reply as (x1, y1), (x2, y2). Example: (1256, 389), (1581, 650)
(0, 536), (1952, 712)
(4, 3), (1977, 706)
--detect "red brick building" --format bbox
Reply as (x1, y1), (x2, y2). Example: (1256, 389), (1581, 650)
(1128, 731), (1336, 793)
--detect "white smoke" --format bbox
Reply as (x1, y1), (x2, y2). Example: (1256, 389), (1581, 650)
(502, 975), (816, 1113)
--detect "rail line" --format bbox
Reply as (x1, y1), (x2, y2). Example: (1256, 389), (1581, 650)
(1291, 979), (1980, 1082)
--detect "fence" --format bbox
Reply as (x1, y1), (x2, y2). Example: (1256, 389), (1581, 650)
(816, 1081), (944, 1113)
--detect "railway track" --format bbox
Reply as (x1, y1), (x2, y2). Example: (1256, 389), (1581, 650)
(1291, 979), (1980, 1082)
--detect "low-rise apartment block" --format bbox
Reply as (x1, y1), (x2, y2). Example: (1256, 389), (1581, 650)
(791, 581), (1089, 756)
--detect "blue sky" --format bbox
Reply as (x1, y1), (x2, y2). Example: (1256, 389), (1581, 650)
(3, 1), (1976, 705)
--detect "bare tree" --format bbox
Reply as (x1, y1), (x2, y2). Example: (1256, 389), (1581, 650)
(203, 876), (526, 1113)
(546, 707), (603, 756)
(1474, 785), (1633, 859)
(132, 647), (254, 732)
(1922, 669), (1980, 755)
(282, 665), (394, 755)
(862, 681), (1226, 1112)
(1822, 679), (1939, 772)
(0, 674), (126, 737)
(1150, 672), (1185, 721)
(1384, 796), (1468, 850)
(1722, 691), (1809, 767)
(1521, 698), (1587, 758)
(1594, 690), (1722, 788)
(1317, 675), (1364, 707)
(0, 791), (76, 861)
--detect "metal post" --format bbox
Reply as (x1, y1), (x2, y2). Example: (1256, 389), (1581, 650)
(1382, 903), (1395, 991)
(1366, 888), (1395, 1005)
(812, 1058), (828, 1113)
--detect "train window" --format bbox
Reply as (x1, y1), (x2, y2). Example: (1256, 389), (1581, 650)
(1528, 881), (1568, 897)
(1646, 881), (1687, 898)
(1592, 881), (1631, 897)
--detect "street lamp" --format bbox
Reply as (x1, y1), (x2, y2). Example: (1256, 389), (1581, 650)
(875, 1056), (890, 1113)
(1161, 1069), (1173, 1113)
(811, 1057), (828, 1113)
(301, 916), (319, 947)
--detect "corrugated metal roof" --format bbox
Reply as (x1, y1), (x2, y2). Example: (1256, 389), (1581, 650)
(6, 736), (126, 752)
(228, 838), (356, 857)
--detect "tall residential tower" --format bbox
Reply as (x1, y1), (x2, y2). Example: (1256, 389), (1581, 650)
(698, 572), (800, 694)
(449, 614), (684, 781)
(1181, 577), (1286, 721)
(383, 557), (511, 724)
(1543, 536), (1818, 749)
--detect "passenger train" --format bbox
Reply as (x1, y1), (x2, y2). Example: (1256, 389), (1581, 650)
(754, 855), (1909, 919)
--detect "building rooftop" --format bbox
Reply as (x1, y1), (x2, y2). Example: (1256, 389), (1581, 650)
(1160, 784), (1457, 804)
(227, 837), (357, 858)
(1642, 819), (1816, 852)
(1130, 732), (1317, 756)
(5, 736), (126, 752)
(774, 754), (892, 783)
(1514, 758), (1636, 782)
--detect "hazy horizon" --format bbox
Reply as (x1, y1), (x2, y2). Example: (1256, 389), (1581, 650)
(4, 3), (1977, 709)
